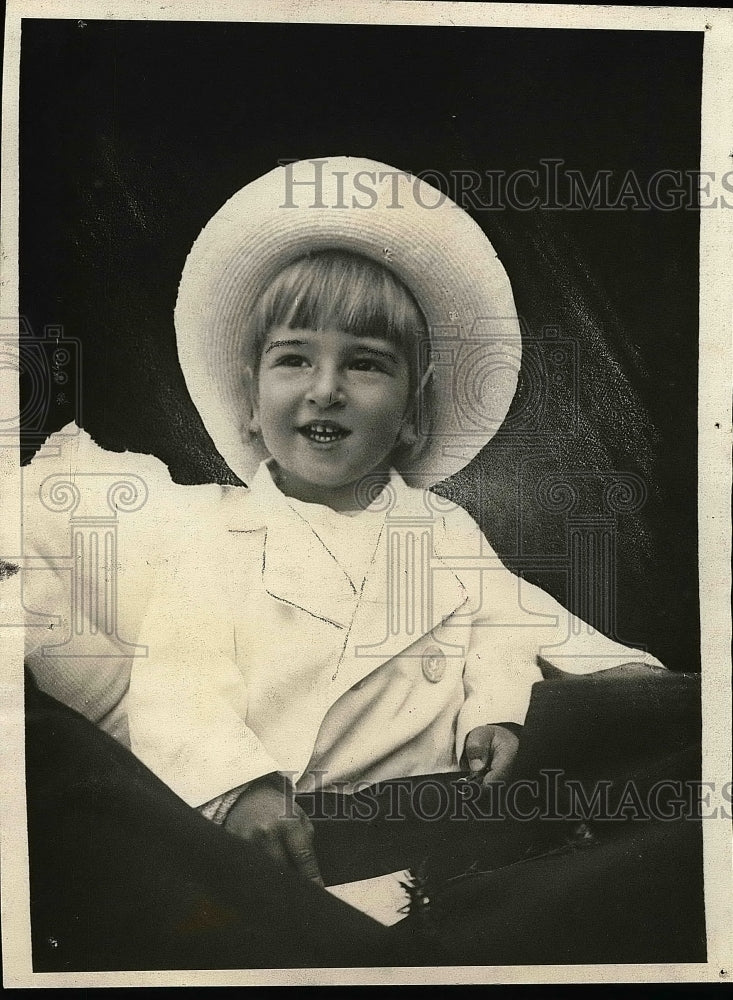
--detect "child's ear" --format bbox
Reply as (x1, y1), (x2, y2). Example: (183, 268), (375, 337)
(243, 365), (261, 435)
(397, 418), (417, 448)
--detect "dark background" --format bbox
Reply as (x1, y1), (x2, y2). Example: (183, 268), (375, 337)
(19, 20), (702, 671)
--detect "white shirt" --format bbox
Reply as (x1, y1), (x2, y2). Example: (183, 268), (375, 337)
(283, 485), (390, 594)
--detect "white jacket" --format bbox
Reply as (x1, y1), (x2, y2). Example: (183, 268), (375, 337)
(127, 462), (663, 806)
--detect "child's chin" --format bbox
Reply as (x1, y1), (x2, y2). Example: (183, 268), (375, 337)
(305, 475), (359, 493)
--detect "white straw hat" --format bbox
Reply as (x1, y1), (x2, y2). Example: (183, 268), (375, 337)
(175, 156), (522, 487)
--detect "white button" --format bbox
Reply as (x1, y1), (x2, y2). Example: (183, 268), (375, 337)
(422, 646), (446, 683)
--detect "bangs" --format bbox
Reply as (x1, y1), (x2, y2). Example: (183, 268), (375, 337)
(248, 249), (427, 370)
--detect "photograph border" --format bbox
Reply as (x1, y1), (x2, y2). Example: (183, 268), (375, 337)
(1, 0), (731, 987)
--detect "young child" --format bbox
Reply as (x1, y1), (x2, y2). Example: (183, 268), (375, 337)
(121, 157), (665, 883)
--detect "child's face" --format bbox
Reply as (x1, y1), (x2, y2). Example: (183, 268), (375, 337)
(252, 326), (412, 509)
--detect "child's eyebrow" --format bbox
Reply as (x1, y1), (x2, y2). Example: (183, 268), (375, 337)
(264, 338), (306, 353)
(353, 345), (400, 363)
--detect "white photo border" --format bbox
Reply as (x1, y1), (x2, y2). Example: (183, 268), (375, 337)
(1, 0), (731, 987)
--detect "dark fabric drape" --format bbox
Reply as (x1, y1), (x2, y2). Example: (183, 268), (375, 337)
(26, 672), (705, 971)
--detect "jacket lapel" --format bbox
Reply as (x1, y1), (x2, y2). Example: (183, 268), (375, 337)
(261, 509), (356, 628)
(223, 463), (355, 629)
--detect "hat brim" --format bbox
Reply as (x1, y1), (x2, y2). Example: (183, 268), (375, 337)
(175, 156), (521, 487)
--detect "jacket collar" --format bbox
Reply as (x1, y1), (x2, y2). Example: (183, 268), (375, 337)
(224, 462), (468, 674)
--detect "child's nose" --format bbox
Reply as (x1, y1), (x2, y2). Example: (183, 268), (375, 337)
(306, 366), (345, 408)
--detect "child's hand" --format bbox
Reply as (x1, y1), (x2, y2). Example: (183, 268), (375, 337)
(223, 775), (323, 885)
(464, 724), (520, 785)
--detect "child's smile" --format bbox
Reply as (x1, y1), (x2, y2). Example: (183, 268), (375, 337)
(297, 419), (351, 446)
(253, 325), (412, 509)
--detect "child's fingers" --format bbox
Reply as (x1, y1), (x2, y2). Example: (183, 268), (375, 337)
(482, 732), (519, 785)
(281, 820), (323, 885)
(464, 730), (491, 774)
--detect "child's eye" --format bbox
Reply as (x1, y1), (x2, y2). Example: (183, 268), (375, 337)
(274, 354), (309, 368)
(351, 358), (387, 373)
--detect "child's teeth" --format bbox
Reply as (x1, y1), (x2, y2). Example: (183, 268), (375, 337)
(306, 424), (343, 443)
